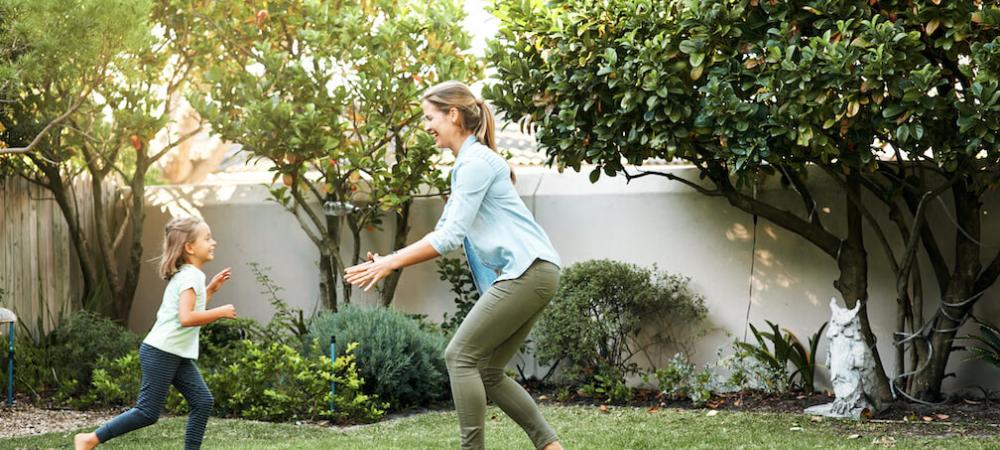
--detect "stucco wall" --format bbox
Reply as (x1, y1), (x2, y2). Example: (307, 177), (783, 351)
(128, 166), (1000, 394)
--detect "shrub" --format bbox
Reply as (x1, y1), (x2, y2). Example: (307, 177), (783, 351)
(84, 340), (384, 424)
(199, 317), (263, 365)
(535, 260), (708, 388)
(580, 365), (632, 404)
(1, 310), (140, 405)
(206, 340), (384, 423)
(48, 311), (140, 403)
(307, 305), (449, 410)
(85, 351), (142, 408)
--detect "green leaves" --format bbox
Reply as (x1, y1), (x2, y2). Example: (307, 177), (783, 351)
(734, 321), (827, 393)
(535, 260), (708, 387)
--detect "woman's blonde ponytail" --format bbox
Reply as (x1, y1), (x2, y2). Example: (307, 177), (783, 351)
(423, 81), (515, 183)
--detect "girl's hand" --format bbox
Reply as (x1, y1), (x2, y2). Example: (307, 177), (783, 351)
(207, 267), (232, 295)
(345, 253), (396, 291)
(216, 304), (237, 320)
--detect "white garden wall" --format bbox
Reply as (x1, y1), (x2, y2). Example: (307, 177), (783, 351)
(127, 166), (1000, 395)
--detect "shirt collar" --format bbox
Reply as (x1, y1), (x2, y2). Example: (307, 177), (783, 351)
(455, 135), (479, 163)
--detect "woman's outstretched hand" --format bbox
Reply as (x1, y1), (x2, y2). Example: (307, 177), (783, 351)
(345, 252), (397, 291)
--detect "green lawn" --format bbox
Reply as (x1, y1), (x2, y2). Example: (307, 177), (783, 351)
(5, 405), (997, 449)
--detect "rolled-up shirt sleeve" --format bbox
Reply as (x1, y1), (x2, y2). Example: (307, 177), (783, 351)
(426, 158), (494, 255)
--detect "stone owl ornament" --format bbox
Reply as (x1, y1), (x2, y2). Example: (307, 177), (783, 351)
(804, 298), (881, 419)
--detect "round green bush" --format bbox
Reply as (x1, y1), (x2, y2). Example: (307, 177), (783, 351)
(307, 305), (449, 411)
(535, 259), (708, 385)
(47, 310), (141, 400)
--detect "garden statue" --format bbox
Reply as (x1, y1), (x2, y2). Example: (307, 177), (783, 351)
(805, 298), (880, 419)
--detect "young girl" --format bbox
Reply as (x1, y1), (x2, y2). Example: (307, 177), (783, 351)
(75, 216), (236, 450)
(345, 81), (565, 450)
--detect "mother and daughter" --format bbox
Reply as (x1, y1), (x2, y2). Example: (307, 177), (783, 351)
(75, 80), (565, 450)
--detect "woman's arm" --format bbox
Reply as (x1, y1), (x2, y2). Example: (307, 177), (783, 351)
(178, 288), (237, 327)
(344, 239), (440, 291)
(346, 158), (496, 291)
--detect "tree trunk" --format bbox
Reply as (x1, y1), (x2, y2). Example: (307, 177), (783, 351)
(909, 182), (982, 401)
(380, 201), (411, 307)
(327, 213), (352, 306)
(318, 250), (339, 311)
(834, 171), (893, 406)
(116, 162), (147, 323)
(88, 163), (124, 320)
(40, 165), (100, 311)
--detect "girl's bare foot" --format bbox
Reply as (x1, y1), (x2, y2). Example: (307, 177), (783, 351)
(542, 441), (564, 450)
(74, 432), (99, 450)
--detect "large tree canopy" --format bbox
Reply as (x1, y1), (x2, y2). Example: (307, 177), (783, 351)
(174, 0), (482, 309)
(0, 0), (202, 322)
(487, 0), (1000, 401)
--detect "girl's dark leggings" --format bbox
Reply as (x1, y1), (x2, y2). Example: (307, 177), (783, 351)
(95, 343), (214, 450)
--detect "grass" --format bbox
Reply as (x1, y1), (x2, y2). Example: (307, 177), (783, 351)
(5, 405), (999, 449)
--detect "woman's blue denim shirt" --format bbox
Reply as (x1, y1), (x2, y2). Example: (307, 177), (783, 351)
(426, 136), (561, 294)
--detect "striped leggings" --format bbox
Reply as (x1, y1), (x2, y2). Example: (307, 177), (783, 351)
(95, 343), (214, 450)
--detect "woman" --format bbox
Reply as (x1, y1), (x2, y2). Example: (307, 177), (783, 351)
(345, 80), (564, 450)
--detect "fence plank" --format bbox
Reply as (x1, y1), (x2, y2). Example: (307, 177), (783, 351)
(0, 176), (122, 334)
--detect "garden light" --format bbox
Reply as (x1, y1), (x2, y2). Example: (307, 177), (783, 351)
(0, 307), (15, 407)
(323, 201), (360, 217)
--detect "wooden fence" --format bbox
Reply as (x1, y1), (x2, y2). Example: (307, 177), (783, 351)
(0, 176), (123, 335)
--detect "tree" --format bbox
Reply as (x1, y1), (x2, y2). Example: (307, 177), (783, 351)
(178, 0), (480, 309)
(1, 0), (203, 321)
(486, 0), (1000, 401)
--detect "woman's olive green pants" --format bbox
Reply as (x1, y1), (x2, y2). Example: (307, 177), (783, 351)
(445, 259), (561, 450)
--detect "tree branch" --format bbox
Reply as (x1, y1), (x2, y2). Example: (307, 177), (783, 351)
(779, 163), (823, 228)
(622, 167), (722, 197)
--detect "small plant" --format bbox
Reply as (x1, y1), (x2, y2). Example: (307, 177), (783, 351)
(733, 321), (827, 392)
(645, 353), (715, 406)
(436, 256), (478, 334)
(85, 352), (142, 408)
(688, 369), (714, 406)
(963, 320), (1000, 367)
(555, 386), (572, 402)
(249, 262), (312, 346)
(650, 353), (695, 399)
(580, 366), (632, 405)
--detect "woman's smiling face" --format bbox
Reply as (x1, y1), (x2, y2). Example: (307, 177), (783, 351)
(422, 100), (461, 150)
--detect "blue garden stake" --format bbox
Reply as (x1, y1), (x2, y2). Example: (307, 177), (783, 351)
(329, 335), (336, 413)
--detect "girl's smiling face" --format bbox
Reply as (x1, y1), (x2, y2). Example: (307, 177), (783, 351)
(185, 222), (216, 265)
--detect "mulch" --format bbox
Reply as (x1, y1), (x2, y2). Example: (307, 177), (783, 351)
(0, 396), (122, 439)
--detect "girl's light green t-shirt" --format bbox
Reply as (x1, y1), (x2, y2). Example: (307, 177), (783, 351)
(143, 264), (206, 359)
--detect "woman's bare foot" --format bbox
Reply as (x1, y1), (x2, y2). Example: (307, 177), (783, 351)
(542, 441), (564, 450)
(74, 432), (99, 450)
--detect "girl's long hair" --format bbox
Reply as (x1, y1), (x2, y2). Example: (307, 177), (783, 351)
(422, 81), (515, 182)
(158, 216), (204, 280)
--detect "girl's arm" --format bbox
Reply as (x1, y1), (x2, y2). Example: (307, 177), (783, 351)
(178, 288), (236, 327)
